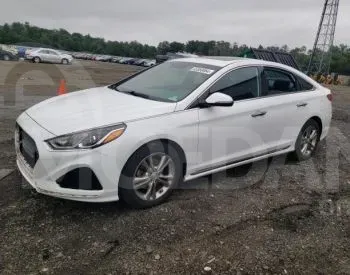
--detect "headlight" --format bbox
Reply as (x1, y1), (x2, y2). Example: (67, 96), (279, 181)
(46, 124), (126, 150)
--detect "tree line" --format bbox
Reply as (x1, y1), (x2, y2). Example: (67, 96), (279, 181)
(1, 22), (350, 75)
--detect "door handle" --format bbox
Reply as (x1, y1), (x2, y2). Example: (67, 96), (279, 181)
(251, 111), (267, 117)
(297, 102), (308, 107)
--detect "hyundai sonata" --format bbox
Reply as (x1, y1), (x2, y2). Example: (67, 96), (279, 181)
(26, 48), (73, 65)
(15, 57), (332, 208)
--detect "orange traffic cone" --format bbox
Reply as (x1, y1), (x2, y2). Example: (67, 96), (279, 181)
(57, 79), (67, 95)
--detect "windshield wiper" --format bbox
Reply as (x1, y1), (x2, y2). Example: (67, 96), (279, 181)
(109, 85), (150, 99)
(120, 90), (150, 99)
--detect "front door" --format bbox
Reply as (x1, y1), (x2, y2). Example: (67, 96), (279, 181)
(39, 50), (50, 62)
(195, 66), (271, 173)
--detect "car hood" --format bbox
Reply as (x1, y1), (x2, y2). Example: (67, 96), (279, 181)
(25, 86), (177, 136)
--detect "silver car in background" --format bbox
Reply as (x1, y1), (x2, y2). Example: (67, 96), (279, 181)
(26, 48), (73, 65)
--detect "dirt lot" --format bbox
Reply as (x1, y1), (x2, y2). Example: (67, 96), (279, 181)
(0, 60), (349, 275)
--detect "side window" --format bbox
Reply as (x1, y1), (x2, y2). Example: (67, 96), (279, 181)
(263, 68), (297, 96)
(296, 76), (314, 91)
(210, 67), (259, 101)
(47, 50), (57, 55)
(39, 50), (48, 54)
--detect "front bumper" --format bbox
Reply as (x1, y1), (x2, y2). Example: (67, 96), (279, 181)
(16, 112), (122, 202)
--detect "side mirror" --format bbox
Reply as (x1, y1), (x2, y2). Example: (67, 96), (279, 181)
(201, 92), (234, 107)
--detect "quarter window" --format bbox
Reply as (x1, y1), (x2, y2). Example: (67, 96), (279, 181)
(263, 68), (297, 95)
(210, 67), (259, 101)
(297, 76), (314, 91)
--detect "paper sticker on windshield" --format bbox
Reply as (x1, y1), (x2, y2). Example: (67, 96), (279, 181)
(168, 96), (178, 101)
(190, 67), (214, 75)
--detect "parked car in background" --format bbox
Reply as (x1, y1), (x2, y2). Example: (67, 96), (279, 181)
(0, 49), (19, 61)
(133, 59), (146, 66)
(119, 57), (134, 64)
(117, 57), (127, 64)
(156, 52), (198, 64)
(26, 48), (73, 65)
(15, 57), (332, 208)
(155, 54), (170, 64)
(111, 56), (123, 63)
(83, 53), (93, 60)
(66, 53), (156, 66)
(143, 59), (156, 67)
(101, 55), (113, 62)
(129, 58), (142, 65)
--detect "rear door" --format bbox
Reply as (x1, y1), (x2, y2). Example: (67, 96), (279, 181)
(259, 66), (317, 150)
(47, 50), (61, 63)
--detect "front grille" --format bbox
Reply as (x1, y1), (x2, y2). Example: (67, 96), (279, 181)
(17, 126), (39, 169)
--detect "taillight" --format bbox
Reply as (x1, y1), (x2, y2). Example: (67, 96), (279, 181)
(327, 93), (333, 102)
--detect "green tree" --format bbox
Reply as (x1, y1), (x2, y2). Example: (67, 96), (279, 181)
(169, 41), (185, 53)
(157, 41), (171, 55)
(1, 22), (350, 75)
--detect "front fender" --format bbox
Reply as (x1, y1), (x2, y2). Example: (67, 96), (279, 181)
(116, 110), (199, 175)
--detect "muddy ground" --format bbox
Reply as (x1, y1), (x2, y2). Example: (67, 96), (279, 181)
(0, 60), (349, 275)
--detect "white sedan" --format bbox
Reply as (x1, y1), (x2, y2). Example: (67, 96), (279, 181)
(15, 57), (332, 208)
(26, 48), (73, 65)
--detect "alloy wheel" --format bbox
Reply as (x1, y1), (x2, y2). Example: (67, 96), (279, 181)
(300, 125), (318, 157)
(133, 153), (175, 201)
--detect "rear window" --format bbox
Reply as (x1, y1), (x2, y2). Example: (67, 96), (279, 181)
(263, 68), (297, 95)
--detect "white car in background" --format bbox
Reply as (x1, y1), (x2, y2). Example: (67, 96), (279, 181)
(15, 57), (332, 208)
(26, 48), (73, 65)
(143, 59), (156, 67)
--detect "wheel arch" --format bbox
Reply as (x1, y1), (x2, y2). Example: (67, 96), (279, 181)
(308, 116), (323, 138)
(121, 138), (188, 178)
(159, 138), (187, 177)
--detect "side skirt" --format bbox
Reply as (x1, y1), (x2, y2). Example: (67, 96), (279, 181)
(184, 146), (292, 182)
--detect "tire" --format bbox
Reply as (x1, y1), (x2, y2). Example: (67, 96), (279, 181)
(61, 58), (69, 65)
(119, 141), (182, 208)
(3, 54), (10, 61)
(293, 119), (321, 161)
(33, 57), (41, 63)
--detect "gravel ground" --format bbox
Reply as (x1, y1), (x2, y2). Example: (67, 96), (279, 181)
(0, 60), (349, 275)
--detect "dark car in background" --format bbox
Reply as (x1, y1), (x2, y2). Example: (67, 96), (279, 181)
(0, 49), (19, 61)
(118, 57), (134, 64)
(132, 58), (144, 65)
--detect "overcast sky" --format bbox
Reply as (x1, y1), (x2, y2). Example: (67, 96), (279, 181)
(1, 0), (349, 48)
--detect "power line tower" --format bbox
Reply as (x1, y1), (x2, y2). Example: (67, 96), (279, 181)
(307, 0), (340, 75)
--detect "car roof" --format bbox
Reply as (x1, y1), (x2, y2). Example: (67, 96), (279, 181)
(169, 56), (304, 74)
(35, 48), (57, 52)
(170, 56), (293, 69)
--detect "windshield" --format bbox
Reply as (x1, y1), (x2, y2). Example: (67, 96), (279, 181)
(110, 61), (220, 102)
